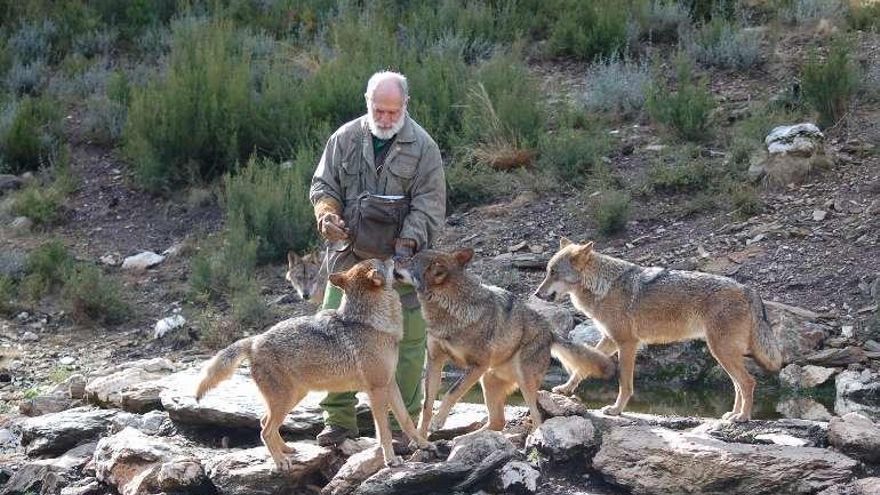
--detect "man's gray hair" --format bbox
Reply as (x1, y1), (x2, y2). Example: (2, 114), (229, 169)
(365, 71), (408, 101)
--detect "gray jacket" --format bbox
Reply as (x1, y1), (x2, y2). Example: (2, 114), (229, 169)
(310, 114), (446, 270)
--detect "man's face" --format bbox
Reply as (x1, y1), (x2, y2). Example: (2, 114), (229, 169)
(366, 83), (406, 140)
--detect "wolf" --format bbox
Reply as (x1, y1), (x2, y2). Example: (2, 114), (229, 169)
(285, 250), (326, 304)
(195, 258), (430, 469)
(394, 248), (614, 437)
(534, 238), (783, 421)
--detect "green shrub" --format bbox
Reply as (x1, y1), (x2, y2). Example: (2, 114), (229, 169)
(61, 263), (129, 324)
(730, 184), (764, 218)
(222, 155), (317, 264)
(779, 0), (846, 25)
(801, 39), (857, 128)
(595, 190), (631, 235)
(688, 18), (761, 69)
(645, 159), (713, 194)
(647, 55), (714, 141)
(9, 183), (64, 225)
(0, 275), (15, 316)
(21, 239), (73, 303)
(584, 55), (652, 117)
(0, 96), (62, 174)
(445, 161), (515, 207)
(632, 0), (692, 43)
(547, 1), (629, 61)
(848, 1), (880, 31)
(537, 128), (610, 184)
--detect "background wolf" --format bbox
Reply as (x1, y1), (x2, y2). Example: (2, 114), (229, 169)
(535, 238), (782, 421)
(286, 250), (326, 304)
(395, 248), (614, 436)
(195, 259), (429, 469)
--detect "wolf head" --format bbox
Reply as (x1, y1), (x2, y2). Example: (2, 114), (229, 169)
(534, 238), (595, 301)
(393, 248), (474, 294)
(286, 251), (322, 301)
(329, 258), (402, 334)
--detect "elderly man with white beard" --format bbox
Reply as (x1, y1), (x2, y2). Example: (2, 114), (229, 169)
(309, 70), (446, 447)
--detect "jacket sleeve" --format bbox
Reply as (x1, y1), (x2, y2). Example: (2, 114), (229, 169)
(309, 132), (344, 207)
(399, 140), (446, 250)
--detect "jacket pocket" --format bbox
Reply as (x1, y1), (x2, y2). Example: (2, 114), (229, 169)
(340, 160), (361, 200)
(386, 152), (418, 194)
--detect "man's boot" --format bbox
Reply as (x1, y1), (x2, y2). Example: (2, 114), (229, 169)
(316, 424), (358, 447)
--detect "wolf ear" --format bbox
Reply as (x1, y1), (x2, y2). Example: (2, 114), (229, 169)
(328, 272), (347, 290)
(570, 242), (594, 265)
(453, 248), (474, 266)
(559, 237), (573, 249)
(288, 251), (299, 267)
(367, 268), (384, 287)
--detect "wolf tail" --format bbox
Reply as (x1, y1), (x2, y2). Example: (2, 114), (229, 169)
(746, 289), (783, 372)
(551, 336), (615, 381)
(195, 337), (254, 401)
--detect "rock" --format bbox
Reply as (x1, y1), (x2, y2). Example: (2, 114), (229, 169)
(525, 416), (597, 462)
(20, 331), (39, 342)
(749, 123), (832, 188)
(355, 462), (472, 495)
(20, 407), (119, 457)
(94, 427), (175, 495)
(508, 241), (528, 252)
(0, 249), (27, 279)
(593, 425), (858, 494)
(59, 478), (103, 495)
(121, 251), (165, 271)
(754, 433), (809, 447)
(526, 296), (574, 337)
(779, 364), (839, 388)
(836, 369), (880, 420)
(99, 253), (121, 266)
(570, 320), (602, 346)
(536, 391), (589, 418)
(814, 209), (828, 221)
(510, 254), (548, 270)
(156, 459), (212, 493)
(85, 358), (175, 408)
(828, 412), (880, 464)
(0, 174), (24, 195)
(59, 356), (75, 366)
(448, 430), (517, 467)
(119, 383), (165, 413)
(2, 442), (96, 495)
(818, 477), (880, 495)
(765, 303), (830, 364)
(806, 347), (866, 366)
(776, 398), (834, 422)
(495, 460), (541, 495)
(153, 314), (186, 339)
(693, 418), (829, 448)
(66, 374), (87, 400)
(19, 390), (73, 416)
(322, 446), (385, 495)
(159, 368), (325, 435)
(204, 442), (334, 495)
(10, 216), (32, 231)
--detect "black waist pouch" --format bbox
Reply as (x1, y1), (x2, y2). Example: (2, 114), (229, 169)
(349, 192), (410, 259)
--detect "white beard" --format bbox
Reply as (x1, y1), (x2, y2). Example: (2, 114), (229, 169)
(367, 110), (406, 140)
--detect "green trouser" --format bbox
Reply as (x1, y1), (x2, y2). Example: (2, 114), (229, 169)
(320, 284), (426, 433)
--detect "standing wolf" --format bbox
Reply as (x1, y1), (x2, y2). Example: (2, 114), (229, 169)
(195, 259), (430, 469)
(535, 238), (782, 421)
(395, 248), (614, 436)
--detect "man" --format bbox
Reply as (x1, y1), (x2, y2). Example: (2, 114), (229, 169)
(309, 70), (446, 446)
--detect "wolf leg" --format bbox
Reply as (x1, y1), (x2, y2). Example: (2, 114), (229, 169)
(601, 341), (636, 416)
(418, 347), (447, 437)
(708, 333), (755, 422)
(595, 335), (618, 356)
(388, 381), (430, 450)
(480, 371), (516, 431)
(514, 361), (544, 429)
(430, 365), (489, 432)
(367, 387), (402, 467)
(259, 386), (305, 470)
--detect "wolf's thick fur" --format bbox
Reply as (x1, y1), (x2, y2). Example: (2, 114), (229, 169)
(196, 259), (429, 469)
(535, 239), (782, 421)
(286, 250), (326, 304)
(395, 248), (614, 436)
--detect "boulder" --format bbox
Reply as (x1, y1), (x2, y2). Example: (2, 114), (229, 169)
(779, 364), (839, 388)
(2, 442), (96, 495)
(749, 123), (833, 188)
(835, 369), (880, 421)
(593, 425), (857, 494)
(828, 412), (880, 464)
(525, 416), (597, 462)
(495, 460), (541, 495)
(204, 442), (334, 495)
(121, 252), (165, 271)
(20, 407), (120, 457)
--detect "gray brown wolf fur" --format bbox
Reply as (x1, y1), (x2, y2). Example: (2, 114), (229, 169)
(534, 238), (782, 422)
(394, 248), (614, 437)
(195, 259), (430, 469)
(286, 250), (326, 304)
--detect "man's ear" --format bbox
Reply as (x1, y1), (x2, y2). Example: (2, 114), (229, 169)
(328, 272), (347, 290)
(288, 251), (299, 268)
(368, 269), (384, 287)
(453, 248), (474, 266)
(559, 237), (573, 249)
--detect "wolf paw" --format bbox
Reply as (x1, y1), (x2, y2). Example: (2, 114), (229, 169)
(384, 455), (404, 467)
(600, 405), (622, 416)
(722, 412), (749, 422)
(552, 384), (575, 395)
(428, 416), (446, 432)
(280, 443), (295, 454)
(274, 456), (294, 472)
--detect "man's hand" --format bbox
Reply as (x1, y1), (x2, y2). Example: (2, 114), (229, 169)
(319, 213), (349, 242)
(393, 238), (417, 260)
